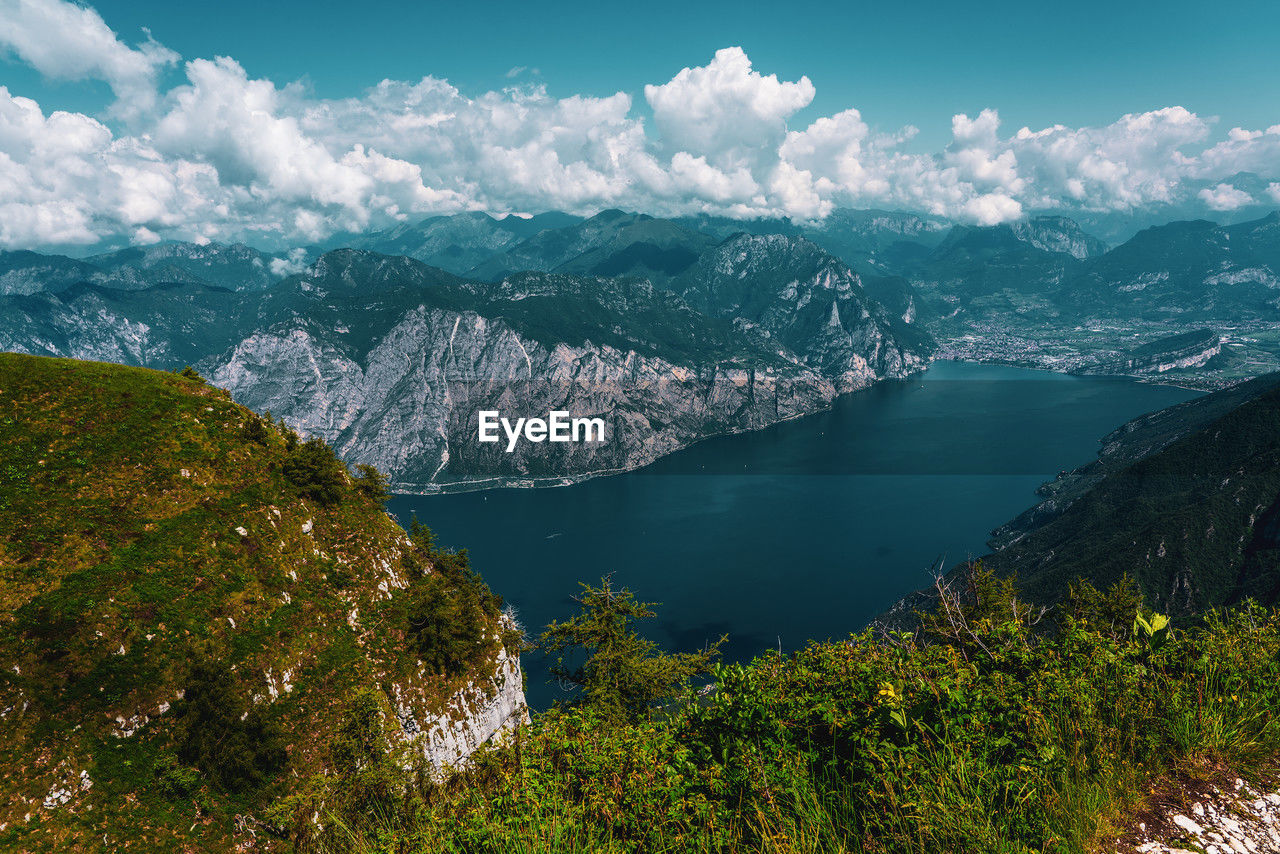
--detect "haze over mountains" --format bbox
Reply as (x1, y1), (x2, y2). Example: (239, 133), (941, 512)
(3, 204), (1280, 488)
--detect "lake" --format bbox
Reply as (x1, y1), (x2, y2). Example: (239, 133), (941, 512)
(388, 361), (1199, 707)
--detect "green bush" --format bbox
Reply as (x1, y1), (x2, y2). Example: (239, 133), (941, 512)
(268, 689), (413, 852)
(402, 521), (504, 677)
(281, 436), (348, 506)
(240, 414), (270, 445)
(539, 576), (723, 726)
(173, 659), (287, 794)
(352, 463), (390, 503)
(279, 569), (1280, 854)
(151, 752), (201, 800)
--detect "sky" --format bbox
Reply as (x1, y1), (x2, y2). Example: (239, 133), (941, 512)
(1, 0), (1279, 251)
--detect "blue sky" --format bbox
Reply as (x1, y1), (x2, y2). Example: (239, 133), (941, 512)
(0, 0), (1278, 250)
(12, 0), (1278, 148)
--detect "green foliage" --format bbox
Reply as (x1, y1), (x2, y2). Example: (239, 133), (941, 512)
(330, 689), (391, 776)
(352, 463), (390, 504)
(979, 382), (1280, 617)
(175, 365), (204, 382)
(268, 690), (411, 853)
(917, 561), (1045, 659)
(402, 522), (504, 677)
(1134, 611), (1172, 652)
(0, 354), (510, 851)
(282, 436), (349, 506)
(289, 573), (1280, 854)
(240, 414), (270, 445)
(173, 659), (287, 794)
(538, 576), (724, 726)
(1064, 574), (1145, 640)
(151, 752), (206, 804)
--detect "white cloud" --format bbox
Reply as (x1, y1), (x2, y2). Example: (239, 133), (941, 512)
(963, 193), (1024, 225)
(1, 0), (1279, 250)
(1198, 183), (1254, 211)
(645, 46), (814, 174)
(0, 0), (177, 117)
(269, 247), (310, 277)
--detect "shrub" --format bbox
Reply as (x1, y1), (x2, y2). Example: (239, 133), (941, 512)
(151, 752), (201, 800)
(268, 690), (411, 852)
(173, 659), (286, 794)
(281, 437), (347, 506)
(352, 463), (390, 504)
(539, 576), (723, 725)
(276, 570), (1280, 854)
(401, 521), (505, 677)
(405, 549), (501, 677)
(240, 414), (270, 445)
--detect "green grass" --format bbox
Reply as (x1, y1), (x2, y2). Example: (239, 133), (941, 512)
(289, 575), (1280, 854)
(0, 353), (514, 852)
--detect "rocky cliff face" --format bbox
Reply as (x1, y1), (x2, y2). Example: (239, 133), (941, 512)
(0, 231), (932, 491)
(400, 639), (529, 773)
(1010, 215), (1109, 260)
(205, 302), (837, 492)
(193, 241), (927, 491)
(1080, 330), (1222, 376)
(677, 234), (931, 390)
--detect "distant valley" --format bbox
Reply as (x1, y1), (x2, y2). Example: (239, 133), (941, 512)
(343, 204), (1280, 389)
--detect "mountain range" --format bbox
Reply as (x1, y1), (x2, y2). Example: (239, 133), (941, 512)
(4, 203), (1280, 487)
(0, 219), (928, 490)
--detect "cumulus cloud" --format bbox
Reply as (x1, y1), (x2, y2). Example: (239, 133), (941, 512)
(270, 247), (310, 277)
(645, 46), (814, 173)
(1198, 183), (1255, 211)
(0, 0), (177, 117)
(0, 0), (1279, 250)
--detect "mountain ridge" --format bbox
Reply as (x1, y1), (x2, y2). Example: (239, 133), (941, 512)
(0, 353), (526, 850)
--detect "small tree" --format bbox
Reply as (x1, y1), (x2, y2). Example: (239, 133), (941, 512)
(282, 437), (347, 506)
(918, 562), (1047, 659)
(353, 463), (390, 504)
(173, 659), (286, 793)
(539, 576), (723, 725)
(240, 414), (270, 445)
(1062, 574), (1144, 640)
(402, 520), (503, 677)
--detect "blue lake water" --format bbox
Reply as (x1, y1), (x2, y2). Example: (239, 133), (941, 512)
(388, 361), (1199, 707)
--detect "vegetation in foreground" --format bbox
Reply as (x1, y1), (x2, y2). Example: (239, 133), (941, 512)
(6, 351), (1280, 853)
(0, 353), (512, 852)
(290, 570), (1280, 854)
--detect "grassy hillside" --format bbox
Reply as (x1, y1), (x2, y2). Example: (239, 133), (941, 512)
(0, 354), (516, 852)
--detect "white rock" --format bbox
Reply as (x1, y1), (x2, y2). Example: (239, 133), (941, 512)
(1173, 814), (1205, 836)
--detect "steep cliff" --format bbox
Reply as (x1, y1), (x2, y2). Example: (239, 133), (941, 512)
(0, 236), (931, 492)
(0, 354), (526, 852)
